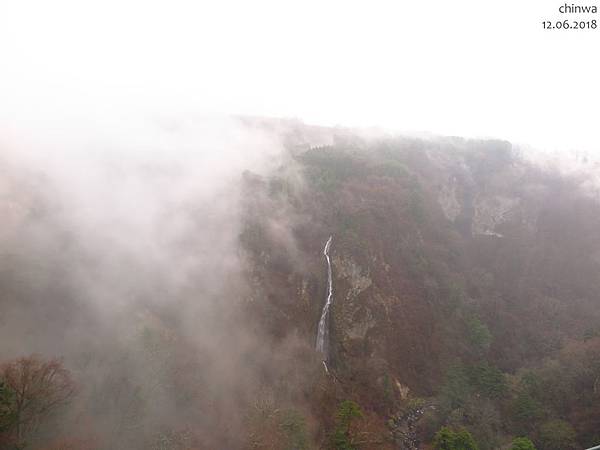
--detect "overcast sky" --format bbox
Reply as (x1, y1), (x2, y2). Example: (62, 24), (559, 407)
(1, 0), (598, 153)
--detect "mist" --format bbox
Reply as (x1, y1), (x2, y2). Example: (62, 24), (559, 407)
(0, 112), (325, 449)
(1, 1), (599, 446)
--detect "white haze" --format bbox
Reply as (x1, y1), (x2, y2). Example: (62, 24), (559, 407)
(0, 113), (299, 447)
(0, 113), (285, 350)
(1, 0), (599, 155)
(1, 2), (598, 446)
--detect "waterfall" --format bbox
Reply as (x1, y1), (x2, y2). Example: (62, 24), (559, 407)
(316, 235), (333, 357)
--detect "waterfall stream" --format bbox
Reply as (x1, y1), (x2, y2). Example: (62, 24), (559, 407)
(316, 235), (333, 357)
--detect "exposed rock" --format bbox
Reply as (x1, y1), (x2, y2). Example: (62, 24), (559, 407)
(346, 307), (376, 340)
(438, 176), (462, 222)
(332, 256), (375, 345)
(333, 255), (372, 301)
(472, 195), (519, 237)
(298, 278), (310, 309)
(395, 380), (410, 400)
(388, 403), (430, 450)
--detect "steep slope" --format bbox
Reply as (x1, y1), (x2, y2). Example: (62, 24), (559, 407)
(2, 122), (600, 449)
(240, 128), (600, 449)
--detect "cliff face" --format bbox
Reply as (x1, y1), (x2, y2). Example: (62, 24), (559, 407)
(3, 123), (600, 448)
(241, 128), (600, 447)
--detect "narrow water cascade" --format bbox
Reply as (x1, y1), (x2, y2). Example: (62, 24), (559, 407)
(315, 235), (333, 358)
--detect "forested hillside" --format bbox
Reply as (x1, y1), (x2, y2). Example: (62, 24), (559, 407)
(1, 121), (599, 449)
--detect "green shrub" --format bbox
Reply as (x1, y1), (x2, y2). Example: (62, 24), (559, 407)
(332, 400), (363, 450)
(440, 363), (506, 415)
(280, 409), (309, 450)
(466, 363), (507, 399)
(537, 419), (576, 450)
(511, 393), (544, 431)
(433, 426), (478, 450)
(510, 436), (536, 450)
(466, 316), (492, 353)
(440, 366), (471, 412)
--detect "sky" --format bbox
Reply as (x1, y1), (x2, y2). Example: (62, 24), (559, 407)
(1, 0), (599, 154)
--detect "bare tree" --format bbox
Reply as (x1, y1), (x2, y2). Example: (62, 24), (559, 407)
(0, 355), (75, 448)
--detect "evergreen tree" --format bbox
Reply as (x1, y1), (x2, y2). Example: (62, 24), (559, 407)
(510, 437), (536, 450)
(433, 426), (478, 450)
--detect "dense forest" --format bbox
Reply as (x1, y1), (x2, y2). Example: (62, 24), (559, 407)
(1, 120), (599, 449)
